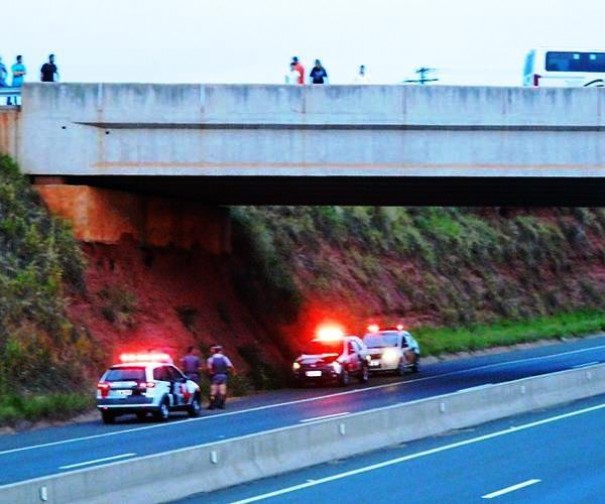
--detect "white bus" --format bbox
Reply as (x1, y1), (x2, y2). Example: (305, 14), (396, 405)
(523, 49), (605, 87)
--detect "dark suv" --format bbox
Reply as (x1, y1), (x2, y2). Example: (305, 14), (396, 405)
(292, 335), (370, 387)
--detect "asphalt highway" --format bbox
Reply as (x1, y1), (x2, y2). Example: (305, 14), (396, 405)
(183, 393), (605, 503)
(1, 334), (605, 488)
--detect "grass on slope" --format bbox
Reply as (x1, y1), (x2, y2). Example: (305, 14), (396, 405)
(3, 309), (605, 428)
(416, 309), (605, 355)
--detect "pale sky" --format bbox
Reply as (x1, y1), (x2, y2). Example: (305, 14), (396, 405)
(3, 0), (604, 86)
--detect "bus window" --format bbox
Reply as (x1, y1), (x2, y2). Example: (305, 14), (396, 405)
(588, 53), (605, 72)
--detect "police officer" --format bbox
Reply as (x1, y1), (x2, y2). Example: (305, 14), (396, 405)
(180, 346), (201, 382)
(206, 345), (234, 410)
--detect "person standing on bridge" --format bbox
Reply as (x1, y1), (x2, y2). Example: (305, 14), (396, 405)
(0, 57), (8, 102)
(285, 62), (300, 84)
(310, 59), (328, 84)
(40, 54), (59, 82)
(7, 55), (26, 105)
(206, 345), (235, 410)
(291, 56), (305, 85)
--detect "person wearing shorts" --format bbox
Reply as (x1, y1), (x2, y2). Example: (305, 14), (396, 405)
(180, 346), (201, 383)
(206, 345), (234, 409)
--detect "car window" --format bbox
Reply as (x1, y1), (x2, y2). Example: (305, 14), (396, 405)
(363, 332), (399, 348)
(104, 367), (146, 382)
(303, 340), (344, 355)
(153, 366), (171, 382)
(167, 365), (185, 381)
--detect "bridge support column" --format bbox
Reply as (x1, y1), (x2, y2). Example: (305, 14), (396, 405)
(33, 183), (231, 254)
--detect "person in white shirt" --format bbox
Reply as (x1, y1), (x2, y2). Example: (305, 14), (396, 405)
(285, 62), (301, 84)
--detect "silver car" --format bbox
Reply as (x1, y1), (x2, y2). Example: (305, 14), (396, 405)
(96, 360), (202, 424)
(363, 329), (420, 375)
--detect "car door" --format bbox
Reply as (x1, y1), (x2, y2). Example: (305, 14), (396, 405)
(169, 366), (191, 405)
(166, 365), (187, 405)
(153, 365), (173, 403)
(347, 340), (361, 374)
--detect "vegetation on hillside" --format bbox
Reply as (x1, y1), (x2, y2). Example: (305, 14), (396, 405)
(231, 206), (605, 350)
(4, 152), (605, 426)
(0, 155), (100, 399)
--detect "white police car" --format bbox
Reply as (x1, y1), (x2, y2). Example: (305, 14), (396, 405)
(362, 325), (420, 375)
(96, 352), (202, 424)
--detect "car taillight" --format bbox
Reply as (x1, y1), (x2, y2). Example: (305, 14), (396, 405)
(97, 382), (110, 398)
(533, 74), (541, 86)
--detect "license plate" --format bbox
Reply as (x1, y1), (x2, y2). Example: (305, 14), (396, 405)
(116, 390), (132, 396)
(370, 360), (380, 367)
(305, 371), (322, 377)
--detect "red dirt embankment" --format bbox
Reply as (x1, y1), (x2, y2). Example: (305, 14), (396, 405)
(66, 237), (281, 371)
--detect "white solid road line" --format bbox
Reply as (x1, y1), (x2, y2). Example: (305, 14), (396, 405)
(230, 402), (605, 504)
(300, 412), (350, 423)
(572, 362), (600, 369)
(482, 479), (541, 499)
(457, 383), (493, 393)
(59, 452), (136, 470)
(1, 343), (604, 458)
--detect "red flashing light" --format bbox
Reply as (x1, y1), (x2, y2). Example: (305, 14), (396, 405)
(396, 324), (404, 331)
(367, 324), (380, 333)
(119, 352), (172, 364)
(97, 382), (110, 398)
(316, 325), (345, 341)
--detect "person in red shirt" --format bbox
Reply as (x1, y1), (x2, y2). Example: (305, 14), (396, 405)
(291, 56), (305, 85)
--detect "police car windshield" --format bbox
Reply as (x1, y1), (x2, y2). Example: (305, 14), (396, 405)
(363, 332), (399, 348)
(105, 367), (146, 382)
(303, 339), (344, 355)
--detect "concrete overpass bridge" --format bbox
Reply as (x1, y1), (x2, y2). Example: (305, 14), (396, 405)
(1, 83), (605, 250)
(3, 82), (605, 205)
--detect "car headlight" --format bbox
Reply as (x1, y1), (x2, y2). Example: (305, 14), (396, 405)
(382, 348), (399, 363)
(292, 362), (301, 371)
(331, 361), (342, 373)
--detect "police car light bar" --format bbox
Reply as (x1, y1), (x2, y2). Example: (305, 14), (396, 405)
(316, 325), (345, 341)
(119, 352), (172, 363)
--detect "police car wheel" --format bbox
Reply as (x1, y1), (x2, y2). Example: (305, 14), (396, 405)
(154, 398), (170, 422)
(188, 394), (202, 417)
(101, 411), (115, 424)
(339, 369), (350, 387)
(397, 359), (406, 376)
(359, 364), (369, 383)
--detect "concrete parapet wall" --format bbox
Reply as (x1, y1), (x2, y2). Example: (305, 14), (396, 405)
(16, 83), (605, 178)
(3, 364), (605, 503)
(34, 184), (230, 253)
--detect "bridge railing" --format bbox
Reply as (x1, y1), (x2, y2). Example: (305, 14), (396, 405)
(0, 87), (21, 98)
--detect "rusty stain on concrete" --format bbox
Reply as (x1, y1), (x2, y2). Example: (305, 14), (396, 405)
(34, 185), (230, 254)
(0, 110), (19, 158)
